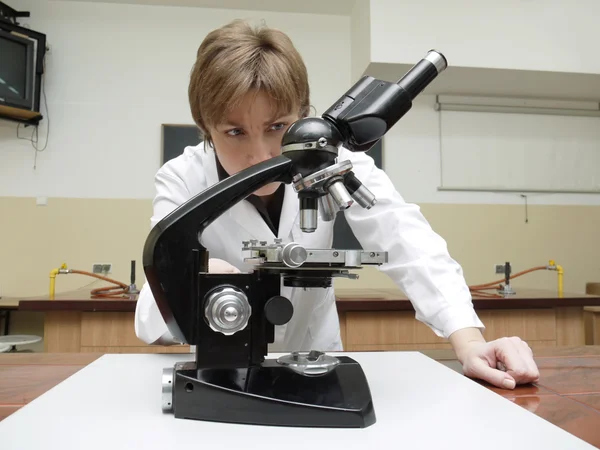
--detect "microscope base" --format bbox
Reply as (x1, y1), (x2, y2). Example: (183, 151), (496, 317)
(168, 356), (376, 428)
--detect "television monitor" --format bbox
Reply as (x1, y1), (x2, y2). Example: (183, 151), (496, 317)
(0, 18), (46, 124)
(0, 28), (35, 110)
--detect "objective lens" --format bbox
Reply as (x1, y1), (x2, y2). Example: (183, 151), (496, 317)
(327, 179), (353, 210)
(318, 194), (339, 221)
(299, 196), (318, 232)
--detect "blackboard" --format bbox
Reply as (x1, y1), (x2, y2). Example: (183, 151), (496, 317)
(161, 124), (383, 250)
(161, 124), (203, 163)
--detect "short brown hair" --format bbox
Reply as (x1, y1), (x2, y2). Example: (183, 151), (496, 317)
(188, 20), (310, 145)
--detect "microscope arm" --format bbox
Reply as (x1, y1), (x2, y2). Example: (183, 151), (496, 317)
(142, 155), (294, 344)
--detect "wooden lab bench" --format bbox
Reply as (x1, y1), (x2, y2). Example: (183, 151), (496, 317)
(14, 287), (600, 354)
(0, 296), (19, 337)
(17, 290), (189, 354)
(336, 287), (600, 351)
(583, 282), (600, 345)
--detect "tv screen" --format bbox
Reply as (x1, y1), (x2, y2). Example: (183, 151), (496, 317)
(0, 29), (34, 110)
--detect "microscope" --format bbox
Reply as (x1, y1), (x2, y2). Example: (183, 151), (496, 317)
(143, 50), (447, 428)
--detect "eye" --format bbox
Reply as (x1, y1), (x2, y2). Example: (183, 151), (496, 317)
(269, 122), (287, 132)
(226, 128), (243, 137)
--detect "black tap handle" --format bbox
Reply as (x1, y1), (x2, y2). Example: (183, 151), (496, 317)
(130, 260), (136, 284)
(504, 262), (511, 285)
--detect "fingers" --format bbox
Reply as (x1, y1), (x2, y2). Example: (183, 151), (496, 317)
(495, 337), (540, 384)
(517, 339), (540, 382)
(494, 337), (527, 379)
(461, 338), (540, 389)
(465, 357), (516, 389)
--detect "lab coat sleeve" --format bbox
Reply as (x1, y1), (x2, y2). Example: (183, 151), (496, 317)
(342, 149), (485, 339)
(134, 169), (191, 345)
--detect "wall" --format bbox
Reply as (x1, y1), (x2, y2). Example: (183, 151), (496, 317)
(369, 0), (600, 75)
(0, 0), (350, 299)
(1, 0), (350, 200)
(334, 97), (600, 294)
(2, 1), (599, 344)
(381, 96), (600, 206)
(350, 0), (370, 82)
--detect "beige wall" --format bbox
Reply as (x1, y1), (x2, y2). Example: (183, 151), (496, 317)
(2, 197), (598, 301)
(3, 1), (599, 352)
(0, 197), (152, 299)
(4, 197), (598, 348)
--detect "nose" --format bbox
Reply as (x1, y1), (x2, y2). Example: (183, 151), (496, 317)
(248, 138), (274, 164)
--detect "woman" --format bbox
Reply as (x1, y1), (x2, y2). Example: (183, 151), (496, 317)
(135, 19), (539, 390)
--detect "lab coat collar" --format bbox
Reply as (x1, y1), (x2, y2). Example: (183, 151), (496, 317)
(201, 147), (299, 241)
(202, 144), (220, 189)
(278, 183), (299, 240)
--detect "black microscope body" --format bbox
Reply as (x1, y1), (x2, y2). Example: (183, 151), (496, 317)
(142, 50), (447, 428)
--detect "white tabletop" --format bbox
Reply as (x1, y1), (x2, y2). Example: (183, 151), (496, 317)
(0, 351), (595, 449)
(0, 334), (42, 346)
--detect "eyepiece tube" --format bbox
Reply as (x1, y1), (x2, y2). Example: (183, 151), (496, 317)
(397, 50), (447, 100)
(426, 50), (447, 72)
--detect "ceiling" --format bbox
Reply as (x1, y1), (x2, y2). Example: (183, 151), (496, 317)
(56, 0), (356, 15)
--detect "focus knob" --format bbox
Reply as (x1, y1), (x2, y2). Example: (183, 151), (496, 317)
(264, 296), (294, 326)
(282, 242), (308, 268)
(204, 286), (251, 335)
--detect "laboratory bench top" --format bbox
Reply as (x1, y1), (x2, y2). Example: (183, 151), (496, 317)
(335, 287), (600, 311)
(0, 297), (20, 310)
(14, 287), (600, 312)
(1, 346), (600, 449)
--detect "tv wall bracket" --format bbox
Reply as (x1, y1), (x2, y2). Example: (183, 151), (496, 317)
(0, 2), (30, 26)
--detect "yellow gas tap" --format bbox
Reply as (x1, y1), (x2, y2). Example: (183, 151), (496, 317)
(49, 263), (68, 299)
(547, 260), (564, 297)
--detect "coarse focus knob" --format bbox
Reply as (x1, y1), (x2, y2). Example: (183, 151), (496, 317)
(204, 286), (251, 335)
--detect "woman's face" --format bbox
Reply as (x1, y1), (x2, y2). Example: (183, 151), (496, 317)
(209, 89), (299, 197)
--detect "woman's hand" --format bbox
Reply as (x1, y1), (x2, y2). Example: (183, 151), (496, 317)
(460, 337), (540, 389)
(449, 328), (540, 389)
(208, 258), (241, 273)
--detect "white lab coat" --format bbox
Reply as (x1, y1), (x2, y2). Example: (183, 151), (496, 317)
(134, 142), (484, 352)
